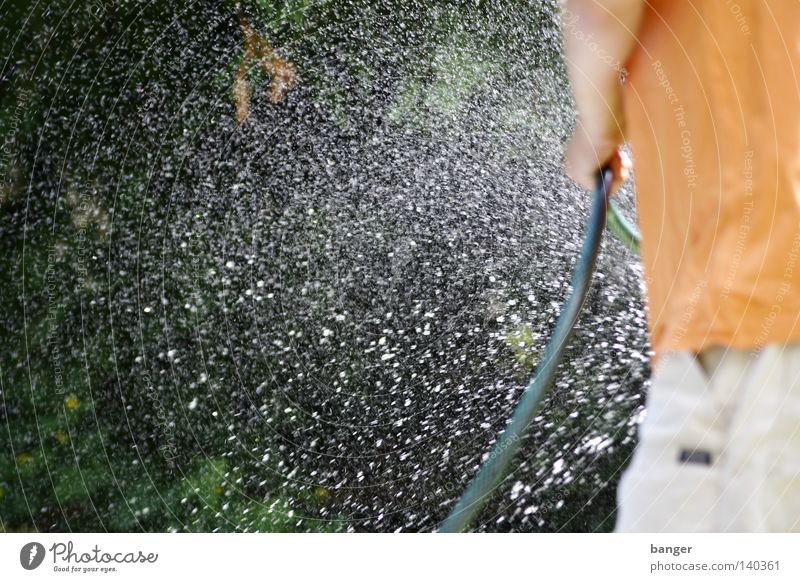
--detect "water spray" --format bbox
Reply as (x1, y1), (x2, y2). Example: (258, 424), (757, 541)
(439, 167), (640, 532)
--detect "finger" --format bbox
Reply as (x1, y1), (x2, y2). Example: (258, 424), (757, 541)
(606, 149), (631, 195)
(566, 136), (605, 191)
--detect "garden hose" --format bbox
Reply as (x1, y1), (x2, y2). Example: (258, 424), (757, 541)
(439, 167), (639, 532)
(608, 197), (641, 254)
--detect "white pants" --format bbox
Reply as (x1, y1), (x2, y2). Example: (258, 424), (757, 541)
(615, 344), (800, 532)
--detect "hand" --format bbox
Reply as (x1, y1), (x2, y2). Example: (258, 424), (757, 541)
(565, 126), (631, 194)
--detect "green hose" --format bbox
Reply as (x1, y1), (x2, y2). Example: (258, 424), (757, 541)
(438, 168), (638, 533)
(608, 199), (641, 254)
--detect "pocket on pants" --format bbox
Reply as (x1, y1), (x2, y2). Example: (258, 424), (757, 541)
(615, 351), (722, 532)
(616, 455), (718, 532)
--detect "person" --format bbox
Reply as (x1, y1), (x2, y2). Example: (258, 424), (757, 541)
(562, 0), (800, 532)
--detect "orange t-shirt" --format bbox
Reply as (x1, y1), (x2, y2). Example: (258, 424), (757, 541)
(623, 0), (800, 361)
